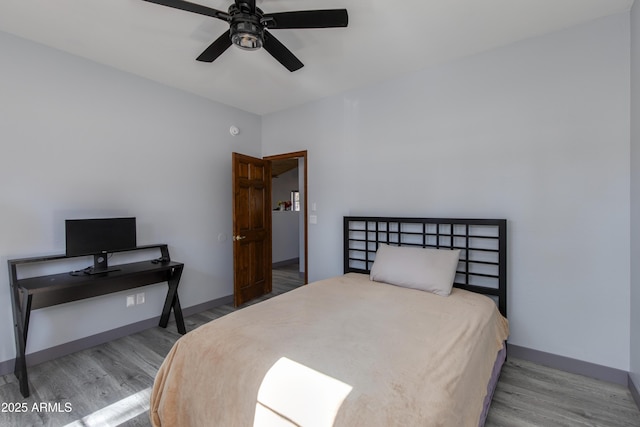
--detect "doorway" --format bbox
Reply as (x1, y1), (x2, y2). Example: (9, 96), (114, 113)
(264, 151), (308, 285)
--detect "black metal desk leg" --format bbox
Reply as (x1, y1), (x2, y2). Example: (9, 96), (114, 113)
(11, 287), (32, 398)
(159, 266), (186, 334)
(172, 294), (186, 335)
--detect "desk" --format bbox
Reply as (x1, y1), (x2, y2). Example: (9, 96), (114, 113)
(8, 244), (185, 398)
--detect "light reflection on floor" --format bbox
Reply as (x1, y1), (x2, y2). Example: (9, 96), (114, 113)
(63, 387), (151, 427)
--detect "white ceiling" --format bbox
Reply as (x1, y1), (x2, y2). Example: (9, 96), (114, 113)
(0, 0), (634, 115)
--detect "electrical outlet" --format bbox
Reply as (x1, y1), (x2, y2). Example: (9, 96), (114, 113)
(126, 295), (135, 308)
(136, 292), (145, 305)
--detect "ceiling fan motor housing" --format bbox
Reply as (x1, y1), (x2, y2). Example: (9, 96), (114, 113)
(229, 4), (264, 50)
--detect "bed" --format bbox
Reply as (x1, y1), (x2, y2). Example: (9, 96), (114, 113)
(150, 216), (509, 427)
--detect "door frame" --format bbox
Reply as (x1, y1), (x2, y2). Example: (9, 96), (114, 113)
(264, 150), (308, 284)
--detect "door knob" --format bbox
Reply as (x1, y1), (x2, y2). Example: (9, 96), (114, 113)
(233, 235), (247, 241)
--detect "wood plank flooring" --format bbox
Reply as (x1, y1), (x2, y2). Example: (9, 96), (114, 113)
(1, 264), (638, 426)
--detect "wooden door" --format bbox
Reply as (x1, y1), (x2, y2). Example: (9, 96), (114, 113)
(232, 152), (272, 306)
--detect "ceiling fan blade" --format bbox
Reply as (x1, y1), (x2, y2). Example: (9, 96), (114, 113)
(263, 30), (304, 72)
(196, 30), (232, 62)
(263, 9), (348, 29)
(142, 0), (229, 21)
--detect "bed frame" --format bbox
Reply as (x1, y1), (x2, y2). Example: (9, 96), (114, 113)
(343, 216), (507, 317)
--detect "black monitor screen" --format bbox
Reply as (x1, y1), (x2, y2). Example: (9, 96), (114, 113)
(65, 217), (137, 257)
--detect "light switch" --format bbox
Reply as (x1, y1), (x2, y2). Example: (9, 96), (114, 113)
(309, 215), (318, 224)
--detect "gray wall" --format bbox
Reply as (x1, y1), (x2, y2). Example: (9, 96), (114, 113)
(262, 13), (631, 371)
(272, 168), (300, 264)
(1, 10), (636, 378)
(631, 0), (640, 390)
(0, 31), (261, 364)
(272, 211), (300, 264)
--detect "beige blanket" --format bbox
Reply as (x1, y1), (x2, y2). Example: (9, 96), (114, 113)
(150, 273), (509, 427)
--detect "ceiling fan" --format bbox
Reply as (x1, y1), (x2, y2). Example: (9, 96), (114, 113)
(142, 0), (348, 72)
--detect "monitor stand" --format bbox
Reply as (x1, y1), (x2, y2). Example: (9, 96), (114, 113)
(86, 253), (121, 275)
(84, 266), (121, 275)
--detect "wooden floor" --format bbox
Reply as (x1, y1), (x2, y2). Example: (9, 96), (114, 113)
(1, 264), (638, 426)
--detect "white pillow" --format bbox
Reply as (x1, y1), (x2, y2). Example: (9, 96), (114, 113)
(369, 244), (461, 296)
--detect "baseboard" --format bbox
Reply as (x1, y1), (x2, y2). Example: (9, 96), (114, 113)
(0, 294), (233, 377)
(507, 344), (628, 385)
(0, 358), (16, 378)
(630, 374), (640, 411)
(182, 294), (233, 317)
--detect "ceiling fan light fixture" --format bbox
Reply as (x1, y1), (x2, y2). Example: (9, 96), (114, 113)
(231, 21), (263, 50)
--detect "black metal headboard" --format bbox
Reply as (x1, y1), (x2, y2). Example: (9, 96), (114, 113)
(343, 216), (507, 317)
